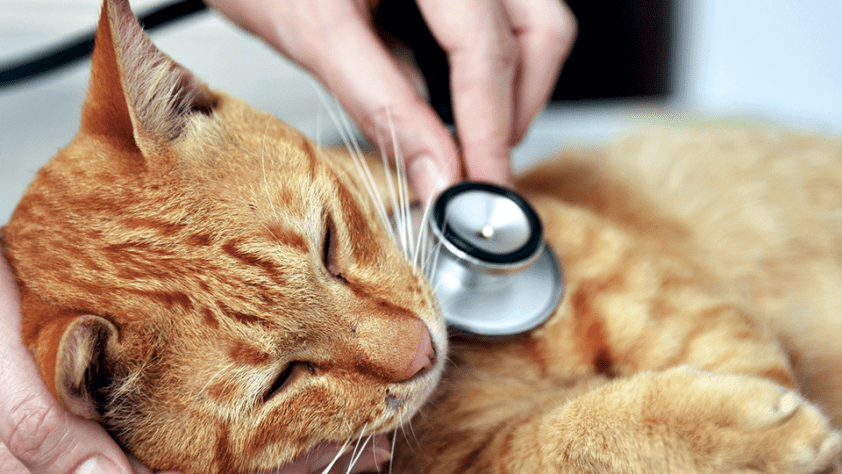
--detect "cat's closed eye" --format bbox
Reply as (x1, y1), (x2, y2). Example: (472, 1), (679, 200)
(263, 362), (298, 403)
(322, 215), (347, 283)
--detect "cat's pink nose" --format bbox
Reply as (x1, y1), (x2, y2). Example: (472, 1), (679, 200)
(404, 326), (435, 380)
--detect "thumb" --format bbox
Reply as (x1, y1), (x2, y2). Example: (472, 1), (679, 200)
(0, 260), (135, 474)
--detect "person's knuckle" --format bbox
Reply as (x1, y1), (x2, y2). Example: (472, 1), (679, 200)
(556, 3), (579, 49)
(363, 96), (426, 137)
(6, 396), (67, 464)
(536, 6), (577, 57)
(445, 18), (516, 70)
(495, 34), (520, 71)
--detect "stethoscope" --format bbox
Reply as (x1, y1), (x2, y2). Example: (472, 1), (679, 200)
(377, 2), (564, 337)
(2, 0), (566, 337)
(420, 182), (563, 337)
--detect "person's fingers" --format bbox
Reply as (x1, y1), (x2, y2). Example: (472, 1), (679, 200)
(290, 2), (459, 202)
(205, 0), (459, 203)
(417, 0), (518, 187)
(0, 260), (134, 474)
(128, 456), (156, 474)
(1, 440), (30, 474)
(503, 0), (577, 145)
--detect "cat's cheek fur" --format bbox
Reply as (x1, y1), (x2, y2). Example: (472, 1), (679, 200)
(2, 0), (447, 472)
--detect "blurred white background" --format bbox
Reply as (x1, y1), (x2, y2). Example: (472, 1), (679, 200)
(1, 0), (840, 221)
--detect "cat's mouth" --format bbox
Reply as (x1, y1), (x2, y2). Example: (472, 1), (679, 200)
(257, 436), (393, 474)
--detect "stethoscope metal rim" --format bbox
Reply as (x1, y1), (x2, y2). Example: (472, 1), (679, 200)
(434, 245), (564, 337)
(432, 182), (544, 267)
(424, 181), (564, 338)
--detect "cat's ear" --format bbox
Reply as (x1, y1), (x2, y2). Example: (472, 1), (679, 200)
(54, 315), (120, 421)
(79, 0), (216, 155)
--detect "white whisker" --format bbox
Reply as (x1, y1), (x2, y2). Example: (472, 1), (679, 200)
(370, 434), (384, 473)
(347, 433), (372, 474)
(386, 110), (414, 260)
(320, 438), (352, 474)
(312, 86), (396, 244)
(333, 97), (392, 227)
(406, 419), (420, 448)
(189, 362), (235, 411)
(425, 217), (448, 281)
(389, 428), (397, 474)
(376, 130), (404, 256)
(398, 421), (416, 456)
(342, 423), (368, 474)
(259, 222), (279, 241)
(414, 406), (431, 423)
(413, 197), (434, 270)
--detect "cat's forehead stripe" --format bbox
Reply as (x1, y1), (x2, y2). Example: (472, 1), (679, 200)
(335, 180), (378, 268)
(228, 341), (272, 366)
(265, 224), (309, 254)
(216, 301), (273, 327)
(221, 237), (287, 283)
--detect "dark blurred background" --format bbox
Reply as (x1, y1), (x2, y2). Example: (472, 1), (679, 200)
(374, 0), (673, 124)
(552, 0), (671, 101)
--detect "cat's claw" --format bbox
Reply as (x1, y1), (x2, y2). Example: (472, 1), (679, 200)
(776, 391), (801, 419)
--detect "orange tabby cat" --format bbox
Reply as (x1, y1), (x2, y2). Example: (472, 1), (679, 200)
(3, 0), (842, 473)
(2, 0), (445, 472)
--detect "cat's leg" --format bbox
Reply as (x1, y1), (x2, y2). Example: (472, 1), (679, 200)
(555, 367), (841, 473)
(450, 367), (842, 474)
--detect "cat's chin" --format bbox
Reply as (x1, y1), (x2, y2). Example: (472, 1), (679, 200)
(256, 436), (392, 474)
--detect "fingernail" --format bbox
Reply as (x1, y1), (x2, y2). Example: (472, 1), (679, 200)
(74, 456), (121, 474)
(408, 155), (447, 203)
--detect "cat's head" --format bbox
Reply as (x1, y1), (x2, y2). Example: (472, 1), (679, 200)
(1, 0), (446, 472)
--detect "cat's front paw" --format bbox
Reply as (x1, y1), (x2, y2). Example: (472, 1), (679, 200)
(661, 367), (841, 473)
(722, 381), (840, 472)
(552, 367), (842, 473)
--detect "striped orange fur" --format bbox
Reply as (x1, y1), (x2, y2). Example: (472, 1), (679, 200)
(2, 1), (444, 472)
(392, 131), (842, 473)
(3, 0), (842, 473)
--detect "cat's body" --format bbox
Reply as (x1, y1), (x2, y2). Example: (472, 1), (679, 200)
(2, 0), (842, 473)
(395, 128), (842, 473)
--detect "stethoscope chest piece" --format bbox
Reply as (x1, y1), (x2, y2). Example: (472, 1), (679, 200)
(427, 182), (564, 337)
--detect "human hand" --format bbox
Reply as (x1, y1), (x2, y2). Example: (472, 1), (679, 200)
(0, 257), (142, 474)
(205, 0), (576, 202)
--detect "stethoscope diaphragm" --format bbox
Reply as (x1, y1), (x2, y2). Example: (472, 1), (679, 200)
(420, 182), (564, 337)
